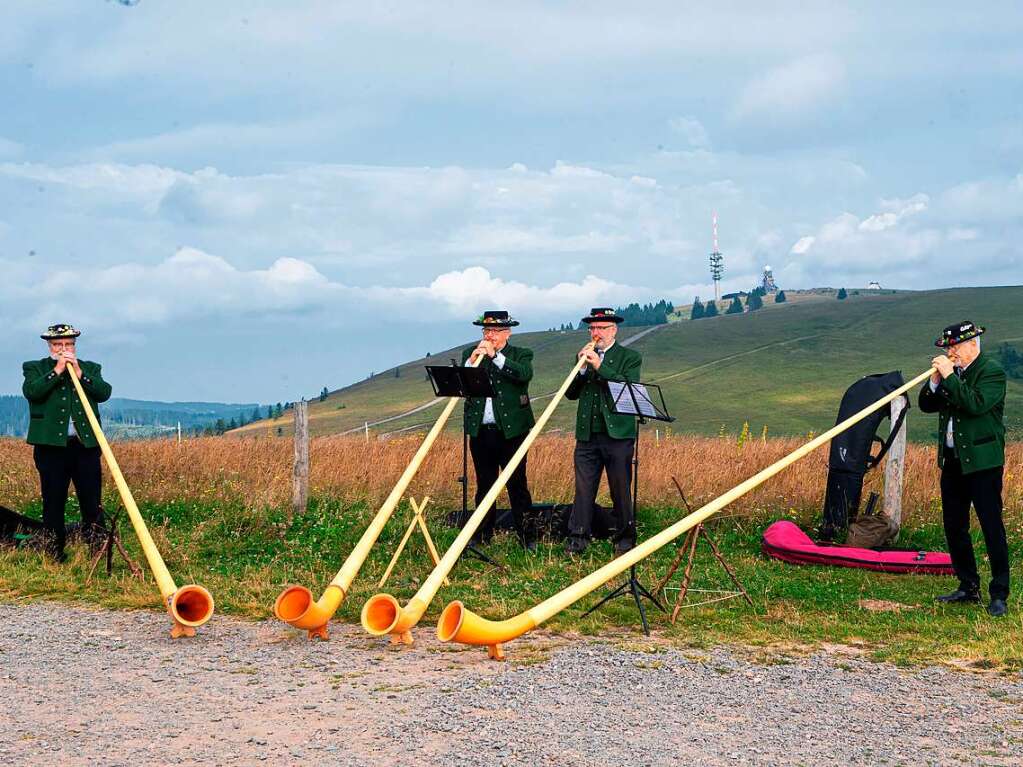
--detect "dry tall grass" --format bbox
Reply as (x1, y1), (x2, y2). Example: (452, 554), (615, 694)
(1, 434), (1020, 527)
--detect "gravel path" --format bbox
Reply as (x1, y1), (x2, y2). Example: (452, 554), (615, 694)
(1, 602), (1021, 766)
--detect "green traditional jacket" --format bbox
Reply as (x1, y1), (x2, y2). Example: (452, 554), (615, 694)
(460, 344), (535, 439)
(565, 342), (642, 441)
(918, 350), (1006, 474)
(22, 358), (112, 448)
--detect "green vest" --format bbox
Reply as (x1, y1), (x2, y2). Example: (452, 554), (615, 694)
(918, 351), (1006, 474)
(566, 342), (642, 441)
(22, 358), (113, 448)
(460, 344), (536, 439)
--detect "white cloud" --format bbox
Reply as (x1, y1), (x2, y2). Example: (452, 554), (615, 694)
(790, 236), (815, 255)
(0, 250), (661, 335)
(0, 157), (712, 288)
(859, 193), (928, 231)
(732, 54), (845, 122)
(0, 136), (22, 159)
(938, 173), (1023, 221)
(12, 2), (855, 96)
(83, 116), (362, 164)
(668, 116), (710, 149)
(783, 182), (1022, 288)
(947, 227), (979, 241)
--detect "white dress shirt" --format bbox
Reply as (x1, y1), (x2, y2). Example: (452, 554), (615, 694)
(467, 351), (506, 425)
(930, 360), (972, 448)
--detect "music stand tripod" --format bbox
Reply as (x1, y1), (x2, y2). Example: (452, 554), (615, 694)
(582, 379), (674, 635)
(426, 360), (503, 570)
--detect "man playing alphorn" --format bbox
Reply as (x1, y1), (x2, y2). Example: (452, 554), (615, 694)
(919, 320), (1009, 617)
(22, 324), (112, 562)
(565, 307), (642, 556)
(461, 311), (538, 550)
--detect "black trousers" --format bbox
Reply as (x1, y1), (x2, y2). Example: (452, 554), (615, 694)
(569, 432), (636, 544)
(940, 450), (1010, 600)
(32, 438), (103, 554)
(469, 426), (534, 542)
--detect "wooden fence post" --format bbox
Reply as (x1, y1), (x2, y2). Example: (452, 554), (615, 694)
(884, 396), (907, 532)
(292, 401), (309, 518)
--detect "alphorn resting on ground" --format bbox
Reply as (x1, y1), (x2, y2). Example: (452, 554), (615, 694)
(360, 343), (596, 645)
(273, 357), (482, 639)
(67, 366), (214, 638)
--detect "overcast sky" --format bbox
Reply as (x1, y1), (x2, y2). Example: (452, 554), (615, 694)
(1, 1), (1020, 403)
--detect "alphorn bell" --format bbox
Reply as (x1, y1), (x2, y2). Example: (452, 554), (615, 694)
(66, 366), (214, 638)
(437, 369), (935, 660)
(273, 357), (482, 639)
(361, 342), (596, 646)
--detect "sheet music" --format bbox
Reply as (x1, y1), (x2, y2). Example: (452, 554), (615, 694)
(607, 381), (659, 418)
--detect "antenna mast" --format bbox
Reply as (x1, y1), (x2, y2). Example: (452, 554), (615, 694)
(709, 212), (724, 303)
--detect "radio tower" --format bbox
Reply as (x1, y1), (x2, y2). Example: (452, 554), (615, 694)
(709, 212), (724, 303)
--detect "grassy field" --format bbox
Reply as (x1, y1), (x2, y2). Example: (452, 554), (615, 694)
(1, 434), (1021, 669)
(232, 286), (1023, 443)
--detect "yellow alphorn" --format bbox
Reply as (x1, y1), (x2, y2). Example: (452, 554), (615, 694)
(361, 342), (596, 645)
(66, 366), (214, 638)
(273, 357), (482, 639)
(437, 368), (933, 659)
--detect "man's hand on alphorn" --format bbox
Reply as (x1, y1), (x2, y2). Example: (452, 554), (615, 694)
(932, 355), (954, 381)
(578, 346), (601, 369)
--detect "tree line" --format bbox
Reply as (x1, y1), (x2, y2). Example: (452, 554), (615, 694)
(690, 288), (787, 319)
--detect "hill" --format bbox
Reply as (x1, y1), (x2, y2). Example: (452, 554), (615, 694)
(231, 286), (1023, 443)
(0, 395), (260, 440)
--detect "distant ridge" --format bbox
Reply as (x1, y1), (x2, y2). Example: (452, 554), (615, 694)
(231, 286), (1023, 443)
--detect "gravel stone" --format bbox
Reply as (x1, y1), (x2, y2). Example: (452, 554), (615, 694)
(0, 602), (1020, 766)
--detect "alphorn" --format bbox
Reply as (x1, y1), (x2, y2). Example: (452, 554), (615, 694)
(273, 357), (482, 639)
(361, 342), (596, 645)
(66, 366), (214, 638)
(437, 368), (934, 659)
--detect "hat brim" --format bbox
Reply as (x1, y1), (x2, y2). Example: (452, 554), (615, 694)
(581, 316), (624, 324)
(40, 331), (81, 340)
(935, 326), (985, 348)
(473, 320), (518, 328)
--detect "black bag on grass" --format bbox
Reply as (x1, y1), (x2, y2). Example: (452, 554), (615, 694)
(0, 505), (44, 545)
(818, 372), (909, 541)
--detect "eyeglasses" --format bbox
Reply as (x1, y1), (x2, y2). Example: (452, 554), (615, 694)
(482, 327), (510, 334)
(49, 340), (76, 348)
(589, 324), (615, 331)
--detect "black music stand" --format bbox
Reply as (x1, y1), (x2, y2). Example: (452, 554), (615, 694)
(582, 379), (673, 635)
(426, 361), (503, 569)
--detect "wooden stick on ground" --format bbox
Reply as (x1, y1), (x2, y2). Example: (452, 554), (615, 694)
(377, 497), (449, 588)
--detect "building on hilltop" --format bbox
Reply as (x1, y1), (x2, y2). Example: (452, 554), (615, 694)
(867, 281), (882, 290)
(761, 265), (778, 294)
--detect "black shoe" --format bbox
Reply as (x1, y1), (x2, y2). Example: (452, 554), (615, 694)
(614, 538), (635, 557)
(936, 588), (981, 604)
(564, 536), (588, 555)
(987, 598), (1008, 617)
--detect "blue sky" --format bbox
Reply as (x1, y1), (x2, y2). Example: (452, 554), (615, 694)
(0, 1), (1020, 403)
